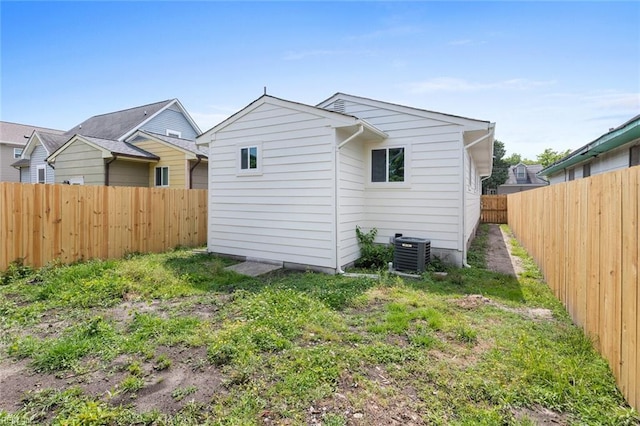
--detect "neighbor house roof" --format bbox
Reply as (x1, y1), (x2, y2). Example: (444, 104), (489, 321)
(11, 130), (70, 168)
(64, 99), (201, 142)
(48, 135), (160, 163)
(0, 121), (64, 146)
(197, 94), (388, 144)
(500, 163), (547, 187)
(539, 114), (640, 177)
(129, 131), (208, 159)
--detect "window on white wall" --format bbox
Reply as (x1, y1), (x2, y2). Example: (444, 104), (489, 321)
(583, 163), (591, 178)
(36, 165), (46, 184)
(155, 166), (169, 187)
(238, 144), (262, 175)
(371, 147), (404, 182)
(13, 148), (23, 159)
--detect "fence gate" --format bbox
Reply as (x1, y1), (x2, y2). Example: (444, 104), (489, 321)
(480, 195), (508, 223)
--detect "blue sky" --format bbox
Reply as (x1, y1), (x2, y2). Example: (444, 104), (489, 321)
(1, 1), (638, 159)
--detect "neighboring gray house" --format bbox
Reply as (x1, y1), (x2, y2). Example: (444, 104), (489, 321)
(197, 93), (495, 272)
(497, 163), (548, 194)
(13, 99), (203, 187)
(539, 114), (640, 183)
(0, 121), (63, 182)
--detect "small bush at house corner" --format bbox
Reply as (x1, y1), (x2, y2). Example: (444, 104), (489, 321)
(354, 226), (393, 269)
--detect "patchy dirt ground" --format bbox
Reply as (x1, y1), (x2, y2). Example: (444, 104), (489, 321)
(485, 224), (523, 276)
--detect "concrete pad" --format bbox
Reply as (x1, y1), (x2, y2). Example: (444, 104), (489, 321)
(225, 261), (282, 277)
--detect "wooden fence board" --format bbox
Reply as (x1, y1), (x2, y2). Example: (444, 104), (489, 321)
(0, 183), (207, 271)
(480, 195), (508, 223)
(508, 167), (640, 412)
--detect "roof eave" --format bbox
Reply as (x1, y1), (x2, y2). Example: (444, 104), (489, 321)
(539, 117), (640, 177)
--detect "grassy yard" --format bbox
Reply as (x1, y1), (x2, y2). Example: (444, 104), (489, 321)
(0, 225), (637, 425)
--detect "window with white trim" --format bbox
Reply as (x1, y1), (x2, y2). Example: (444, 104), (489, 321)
(516, 165), (526, 180)
(155, 166), (169, 187)
(567, 168), (575, 181)
(166, 129), (181, 138)
(13, 148), (23, 159)
(582, 163), (591, 178)
(36, 165), (46, 184)
(238, 144), (262, 175)
(371, 147), (404, 183)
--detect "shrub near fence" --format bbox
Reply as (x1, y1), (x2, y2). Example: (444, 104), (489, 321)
(508, 167), (640, 412)
(0, 183), (207, 271)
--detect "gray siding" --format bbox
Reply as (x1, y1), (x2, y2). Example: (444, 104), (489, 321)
(20, 167), (30, 183)
(53, 140), (105, 185)
(0, 144), (21, 182)
(141, 107), (198, 140)
(190, 161), (208, 189)
(108, 160), (150, 187)
(30, 145), (54, 183)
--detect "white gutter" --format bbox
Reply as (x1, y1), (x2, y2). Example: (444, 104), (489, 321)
(335, 124), (364, 274)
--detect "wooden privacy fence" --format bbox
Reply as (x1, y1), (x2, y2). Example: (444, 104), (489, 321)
(480, 195), (508, 223)
(508, 167), (639, 411)
(0, 183), (208, 271)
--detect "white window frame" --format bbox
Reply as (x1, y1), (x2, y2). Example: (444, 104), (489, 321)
(237, 142), (262, 176)
(166, 129), (182, 138)
(369, 145), (408, 186)
(36, 165), (46, 184)
(516, 165), (526, 180)
(13, 148), (23, 159)
(155, 166), (169, 187)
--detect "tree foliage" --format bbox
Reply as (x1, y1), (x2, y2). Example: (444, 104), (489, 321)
(536, 148), (572, 168)
(482, 140), (509, 194)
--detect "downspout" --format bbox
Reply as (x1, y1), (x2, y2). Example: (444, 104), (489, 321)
(105, 155), (117, 186)
(335, 124), (364, 274)
(460, 133), (469, 267)
(462, 125), (494, 267)
(189, 156), (203, 189)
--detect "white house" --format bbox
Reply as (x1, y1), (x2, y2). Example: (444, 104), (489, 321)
(539, 114), (640, 183)
(196, 93), (495, 272)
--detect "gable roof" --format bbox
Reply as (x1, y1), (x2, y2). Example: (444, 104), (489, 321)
(539, 114), (640, 177)
(64, 99), (201, 142)
(317, 92), (495, 177)
(19, 130), (70, 158)
(317, 92), (492, 129)
(48, 135), (159, 163)
(128, 130), (207, 159)
(500, 163), (547, 186)
(197, 94), (387, 144)
(0, 121), (64, 146)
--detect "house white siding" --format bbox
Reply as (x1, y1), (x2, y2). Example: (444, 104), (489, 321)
(141, 106), (198, 140)
(330, 99), (466, 265)
(206, 102), (337, 270)
(30, 145), (54, 183)
(337, 131), (366, 267)
(464, 149), (482, 250)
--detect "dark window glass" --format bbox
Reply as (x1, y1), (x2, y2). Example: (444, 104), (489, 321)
(583, 163), (591, 178)
(249, 147), (257, 169)
(389, 148), (405, 182)
(371, 149), (386, 182)
(630, 146), (640, 167)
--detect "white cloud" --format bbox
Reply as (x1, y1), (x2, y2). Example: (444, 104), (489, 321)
(405, 77), (556, 93)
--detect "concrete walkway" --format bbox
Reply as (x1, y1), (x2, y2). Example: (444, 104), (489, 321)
(225, 261), (282, 277)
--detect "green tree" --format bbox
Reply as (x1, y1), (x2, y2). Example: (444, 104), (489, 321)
(536, 148), (572, 168)
(504, 153), (535, 166)
(482, 140), (509, 194)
